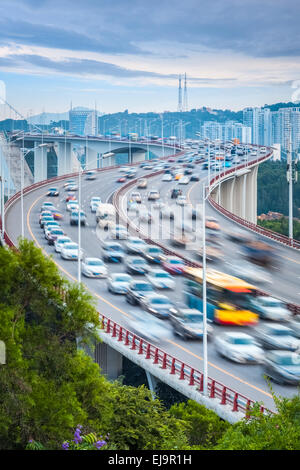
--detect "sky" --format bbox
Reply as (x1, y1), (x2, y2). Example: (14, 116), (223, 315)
(0, 0), (300, 117)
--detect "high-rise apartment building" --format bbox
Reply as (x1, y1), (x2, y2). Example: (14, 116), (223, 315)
(69, 108), (97, 136)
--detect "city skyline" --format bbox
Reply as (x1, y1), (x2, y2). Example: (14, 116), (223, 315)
(0, 0), (299, 116)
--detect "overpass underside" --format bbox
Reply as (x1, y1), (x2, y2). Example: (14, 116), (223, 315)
(210, 165), (258, 224)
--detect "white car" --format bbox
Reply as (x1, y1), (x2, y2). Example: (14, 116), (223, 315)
(176, 195), (187, 205)
(254, 323), (300, 351)
(146, 269), (175, 290)
(54, 236), (72, 253)
(131, 191), (142, 203)
(120, 166), (131, 173)
(109, 224), (129, 239)
(125, 237), (147, 254)
(225, 262), (272, 285)
(81, 257), (107, 278)
(147, 190), (160, 200)
(107, 273), (132, 294)
(179, 176), (190, 185)
(162, 173), (173, 182)
(249, 296), (291, 322)
(67, 201), (79, 212)
(90, 197), (102, 211)
(215, 332), (264, 364)
(128, 311), (173, 344)
(61, 242), (83, 260)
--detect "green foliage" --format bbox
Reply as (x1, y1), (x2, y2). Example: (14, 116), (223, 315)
(106, 383), (189, 450)
(155, 381), (188, 410)
(257, 160), (300, 217)
(258, 217), (300, 241)
(216, 391), (300, 450)
(169, 400), (230, 448)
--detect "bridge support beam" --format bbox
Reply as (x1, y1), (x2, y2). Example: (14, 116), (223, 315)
(56, 142), (73, 176)
(245, 166), (258, 224)
(94, 341), (123, 381)
(33, 143), (47, 183)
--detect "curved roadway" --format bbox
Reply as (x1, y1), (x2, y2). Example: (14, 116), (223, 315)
(5, 159), (300, 412)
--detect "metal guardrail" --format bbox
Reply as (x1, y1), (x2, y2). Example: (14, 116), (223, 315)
(98, 313), (261, 416)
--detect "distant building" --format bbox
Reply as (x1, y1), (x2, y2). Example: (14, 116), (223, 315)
(69, 108), (97, 136)
(258, 211), (284, 221)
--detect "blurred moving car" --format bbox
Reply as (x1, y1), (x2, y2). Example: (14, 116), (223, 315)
(146, 269), (175, 290)
(249, 296), (291, 322)
(254, 323), (300, 351)
(70, 210), (87, 226)
(170, 308), (213, 340)
(162, 173), (172, 182)
(40, 215), (54, 228)
(109, 224), (129, 239)
(125, 237), (147, 254)
(205, 217), (220, 231)
(127, 312), (172, 344)
(131, 191), (142, 203)
(243, 240), (276, 268)
(61, 242), (83, 260)
(224, 262), (272, 285)
(81, 258), (107, 278)
(139, 294), (178, 319)
(162, 257), (185, 274)
(46, 187), (59, 197)
(137, 178), (148, 188)
(289, 316), (300, 338)
(263, 351), (300, 385)
(179, 176), (190, 184)
(117, 176), (126, 183)
(138, 210), (153, 224)
(40, 201), (55, 212)
(54, 236), (72, 253)
(46, 227), (65, 245)
(67, 201), (79, 212)
(126, 280), (154, 305)
(86, 170), (96, 180)
(215, 332), (264, 363)
(141, 246), (166, 264)
(90, 196), (102, 211)
(107, 273), (132, 294)
(147, 189), (160, 200)
(101, 242), (124, 262)
(171, 188), (183, 199)
(125, 256), (148, 275)
(176, 195), (187, 205)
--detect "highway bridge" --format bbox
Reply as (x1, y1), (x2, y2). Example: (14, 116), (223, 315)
(3, 142), (300, 423)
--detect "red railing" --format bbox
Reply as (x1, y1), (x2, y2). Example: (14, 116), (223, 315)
(98, 313), (260, 416)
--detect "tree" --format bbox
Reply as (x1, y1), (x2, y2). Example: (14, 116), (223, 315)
(216, 392), (300, 450)
(169, 400), (230, 448)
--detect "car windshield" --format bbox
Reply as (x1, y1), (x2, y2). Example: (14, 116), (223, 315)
(148, 248), (161, 254)
(49, 188), (57, 191)
(109, 245), (122, 251)
(51, 229), (64, 234)
(183, 314), (203, 323)
(169, 259), (183, 265)
(230, 337), (254, 345)
(135, 283), (153, 291)
(58, 238), (70, 244)
(273, 355), (300, 366)
(154, 273), (170, 278)
(66, 244), (78, 249)
(268, 328), (292, 336)
(132, 259), (145, 264)
(114, 276), (130, 282)
(151, 298), (170, 305)
(130, 239), (144, 245)
(87, 260), (103, 266)
(262, 299), (282, 307)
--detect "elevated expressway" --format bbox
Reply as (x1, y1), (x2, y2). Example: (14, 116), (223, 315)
(4, 147), (300, 421)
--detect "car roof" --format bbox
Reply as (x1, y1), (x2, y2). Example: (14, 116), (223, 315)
(223, 332), (253, 339)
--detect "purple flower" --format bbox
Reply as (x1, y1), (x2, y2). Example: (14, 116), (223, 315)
(94, 440), (107, 450)
(28, 439), (33, 443)
(62, 441), (69, 450)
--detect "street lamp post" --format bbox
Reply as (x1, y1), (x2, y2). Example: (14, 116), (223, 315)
(202, 182), (208, 396)
(78, 163), (82, 283)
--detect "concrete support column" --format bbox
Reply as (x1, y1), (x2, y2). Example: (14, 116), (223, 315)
(245, 166), (258, 224)
(242, 173), (247, 219)
(34, 143), (47, 183)
(85, 146), (98, 170)
(94, 341), (123, 380)
(233, 175), (243, 217)
(132, 150), (146, 163)
(229, 177), (235, 213)
(56, 142), (72, 176)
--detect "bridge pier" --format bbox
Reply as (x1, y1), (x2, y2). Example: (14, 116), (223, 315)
(94, 341), (123, 380)
(34, 144), (47, 182)
(56, 142), (73, 176)
(132, 150), (146, 163)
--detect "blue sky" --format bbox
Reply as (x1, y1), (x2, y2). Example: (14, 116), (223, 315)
(0, 0), (299, 116)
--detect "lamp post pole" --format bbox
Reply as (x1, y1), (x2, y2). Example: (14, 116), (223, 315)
(202, 182), (208, 396)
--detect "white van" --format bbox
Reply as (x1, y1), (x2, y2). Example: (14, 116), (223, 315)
(96, 203), (117, 229)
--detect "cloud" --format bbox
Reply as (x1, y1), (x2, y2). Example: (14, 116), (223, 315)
(0, 53), (237, 84)
(0, 0), (299, 59)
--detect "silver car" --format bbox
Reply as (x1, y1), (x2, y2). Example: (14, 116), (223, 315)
(107, 273), (132, 294)
(81, 257), (108, 278)
(215, 332), (264, 364)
